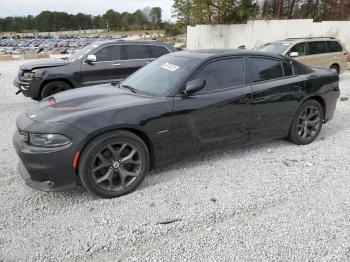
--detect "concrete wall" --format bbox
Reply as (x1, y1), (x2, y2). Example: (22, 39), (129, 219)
(187, 19), (350, 51)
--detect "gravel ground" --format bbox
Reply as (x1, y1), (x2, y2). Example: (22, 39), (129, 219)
(0, 60), (350, 262)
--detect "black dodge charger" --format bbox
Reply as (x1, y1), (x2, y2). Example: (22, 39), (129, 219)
(13, 49), (340, 198)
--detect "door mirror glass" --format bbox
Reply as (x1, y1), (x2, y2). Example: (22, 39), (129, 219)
(184, 79), (206, 95)
(86, 54), (97, 63)
(290, 52), (299, 58)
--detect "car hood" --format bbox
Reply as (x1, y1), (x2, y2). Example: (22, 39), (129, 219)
(20, 58), (69, 71)
(26, 84), (158, 123)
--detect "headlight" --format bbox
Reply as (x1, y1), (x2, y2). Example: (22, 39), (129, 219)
(29, 133), (71, 147)
(22, 71), (35, 80)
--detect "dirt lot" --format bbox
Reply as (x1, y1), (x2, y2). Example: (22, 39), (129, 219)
(0, 60), (350, 261)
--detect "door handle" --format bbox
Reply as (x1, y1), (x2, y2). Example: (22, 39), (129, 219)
(292, 86), (299, 91)
(112, 63), (121, 66)
(146, 61), (150, 64)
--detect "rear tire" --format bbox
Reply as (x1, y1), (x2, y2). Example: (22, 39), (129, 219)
(79, 131), (150, 198)
(288, 100), (323, 145)
(40, 80), (71, 100)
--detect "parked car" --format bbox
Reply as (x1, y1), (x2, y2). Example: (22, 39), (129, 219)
(13, 40), (177, 100)
(257, 37), (348, 74)
(13, 49), (340, 198)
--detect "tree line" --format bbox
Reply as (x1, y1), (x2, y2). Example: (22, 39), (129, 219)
(1, 1), (349, 34)
(0, 7), (163, 33)
(173, 0), (350, 26)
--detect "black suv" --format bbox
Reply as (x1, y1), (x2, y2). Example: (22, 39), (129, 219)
(14, 40), (177, 100)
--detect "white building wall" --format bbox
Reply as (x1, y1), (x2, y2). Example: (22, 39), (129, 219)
(187, 19), (350, 51)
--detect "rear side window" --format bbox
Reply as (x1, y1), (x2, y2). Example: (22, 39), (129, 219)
(248, 57), (284, 83)
(125, 45), (149, 59)
(327, 41), (343, 52)
(148, 45), (170, 58)
(94, 45), (121, 61)
(283, 61), (293, 76)
(308, 41), (327, 55)
(290, 42), (307, 56)
(192, 58), (245, 93)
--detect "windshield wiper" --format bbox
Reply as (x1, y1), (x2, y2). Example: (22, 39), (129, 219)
(120, 84), (138, 93)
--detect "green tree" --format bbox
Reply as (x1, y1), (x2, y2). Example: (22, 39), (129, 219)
(150, 7), (162, 25)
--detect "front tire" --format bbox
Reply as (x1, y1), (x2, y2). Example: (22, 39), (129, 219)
(41, 80), (71, 99)
(79, 131), (150, 198)
(330, 64), (340, 75)
(288, 100), (323, 145)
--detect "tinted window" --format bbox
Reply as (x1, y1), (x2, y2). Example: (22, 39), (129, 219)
(125, 45), (149, 59)
(290, 42), (307, 56)
(94, 45), (121, 61)
(283, 61), (293, 76)
(248, 57), (283, 83)
(192, 58), (245, 93)
(149, 45), (170, 58)
(308, 41), (327, 55)
(122, 55), (202, 95)
(327, 41), (343, 52)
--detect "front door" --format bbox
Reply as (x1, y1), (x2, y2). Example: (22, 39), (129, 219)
(80, 44), (126, 86)
(172, 57), (252, 157)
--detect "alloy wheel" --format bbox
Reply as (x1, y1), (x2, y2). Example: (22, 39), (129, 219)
(297, 106), (322, 140)
(91, 142), (142, 191)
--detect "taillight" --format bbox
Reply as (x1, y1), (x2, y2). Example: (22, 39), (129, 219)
(48, 97), (56, 105)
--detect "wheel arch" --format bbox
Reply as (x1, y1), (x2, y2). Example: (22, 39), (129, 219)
(304, 95), (326, 121)
(329, 63), (340, 74)
(75, 127), (155, 176)
(39, 78), (74, 95)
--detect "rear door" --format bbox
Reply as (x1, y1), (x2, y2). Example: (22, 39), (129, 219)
(247, 56), (303, 140)
(120, 44), (171, 77)
(79, 44), (126, 86)
(306, 41), (330, 68)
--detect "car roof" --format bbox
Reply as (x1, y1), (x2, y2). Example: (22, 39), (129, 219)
(170, 49), (288, 60)
(96, 39), (172, 46)
(269, 37), (339, 44)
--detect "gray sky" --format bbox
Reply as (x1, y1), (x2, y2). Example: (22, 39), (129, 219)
(0, 0), (174, 20)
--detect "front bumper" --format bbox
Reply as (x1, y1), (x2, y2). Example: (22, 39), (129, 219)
(13, 112), (87, 192)
(13, 76), (42, 98)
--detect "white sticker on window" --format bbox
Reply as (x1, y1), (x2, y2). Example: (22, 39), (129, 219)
(161, 62), (179, 72)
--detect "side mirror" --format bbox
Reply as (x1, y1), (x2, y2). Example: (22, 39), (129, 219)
(290, 52), (299, 58)
(86, 54), (96, 63)
(184, 79), (206, 95)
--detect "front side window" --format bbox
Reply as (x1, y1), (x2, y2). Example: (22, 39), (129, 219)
(192, 58), (245, 93)
(308, 41), (327, 55)
(149, 45), (170, 58)
(121, 55), (201, 95)
(290, 42), (307, 56)
(124, 45), (149, 59)
(94, 45), (121, 62)
(327, 41), (343, 52)
(248, 57), (284, 83)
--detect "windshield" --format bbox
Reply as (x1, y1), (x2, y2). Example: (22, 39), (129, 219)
(257, 43), (291, 54)
(121, 55), (202, 95)
(68, 42), (100, 62)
